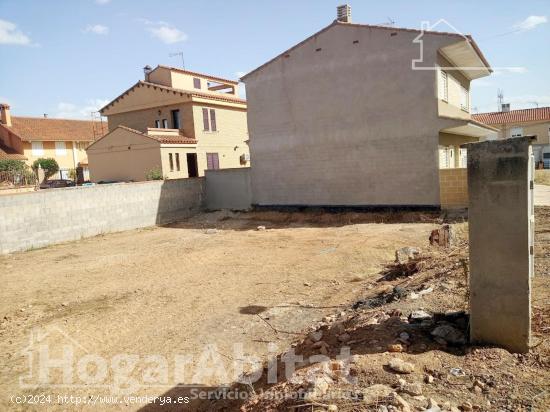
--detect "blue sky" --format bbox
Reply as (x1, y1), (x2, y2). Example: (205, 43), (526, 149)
(0, 0), (548, 119)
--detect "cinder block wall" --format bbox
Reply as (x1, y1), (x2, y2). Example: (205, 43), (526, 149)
(0, 179), (204, 254)
(439, 168), (468, 209)
(205, 167), (251, 210)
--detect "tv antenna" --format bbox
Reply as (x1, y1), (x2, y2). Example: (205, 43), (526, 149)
(497, 89), (504, 112)
(169, 52), (185, 69)
(377, 17), (395, 26)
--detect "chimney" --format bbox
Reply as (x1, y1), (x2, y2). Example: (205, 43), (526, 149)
(143, 65), (152, 81)
(501, 103), (511, 112)
(43, 113), (48, 118)
(337, 4), (352, 23)
(0, 103), (12, 127)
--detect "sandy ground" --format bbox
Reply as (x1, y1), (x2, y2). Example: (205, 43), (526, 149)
(0, 210), (438, 411)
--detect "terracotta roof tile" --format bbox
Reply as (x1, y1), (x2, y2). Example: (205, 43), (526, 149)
(102, 125), (197, 145)
(154, 65), (239, 85)
(6, 117), (108, 142)
(472, 107), (550, 125)
(0, 142), (26, 160)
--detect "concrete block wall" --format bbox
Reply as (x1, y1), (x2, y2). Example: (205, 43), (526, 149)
(439, 168), (468, 209)
(0, 179), (204, 254)
(205, 167), (251, 210)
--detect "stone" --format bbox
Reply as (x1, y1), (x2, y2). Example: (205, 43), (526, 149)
(460, 401), (473, 411)
(387, 343), (405, 353)
(388, 392), (411, 412)
(431, 325), (466, 345)
(409, 310), (432, 322)
(399, 381), (422, 396)
(327, 405), (338, 412)
(428, 398), (439, 408)
(473, 385), (483, 394)
(305, 376), (332, 400)
(429, 225), (454, 247)
(303, 282), (312, 287)
(377, 407), (389, 412)
(361, 384), (393, 405)
(395, 247), (420, 264)
(256, 225), (266, 231)
(205, 228), (218, 234)
(399, 332), (410, 341)
(338, 333), (351, 343)
(312, 340), (328, 349)
(387, 358), (414, 374)
(309, 330), (323, 342)
(425, 375), (434, 384)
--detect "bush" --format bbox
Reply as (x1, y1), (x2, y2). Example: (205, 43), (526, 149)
(146, 166), (164, 181)
(0, 159), (26, 172)
(32, 158), (59, 179)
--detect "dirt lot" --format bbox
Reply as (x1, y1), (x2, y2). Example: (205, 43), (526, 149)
(0, 210), (439, 411)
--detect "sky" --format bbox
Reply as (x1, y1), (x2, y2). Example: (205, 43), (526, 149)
(0, 0), (549, 119)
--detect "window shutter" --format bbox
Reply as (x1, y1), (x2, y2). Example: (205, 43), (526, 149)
(202, 108), (210, 131)
(210, 109), (217, 131)
(206, 153), (213, 169)
(193, 78), (201, 89)
(213, 153), (219, 169)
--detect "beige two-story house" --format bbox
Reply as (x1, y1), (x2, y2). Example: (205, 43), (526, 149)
(241, 6), (497, 208)
(473, 106), (550, 167)
(87, 65), (249, 182)
(0, 103), (107, 180)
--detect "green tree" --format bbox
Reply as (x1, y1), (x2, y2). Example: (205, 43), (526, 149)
(32, 158), (59, 180)
(0, 159), (26, 172)
(146, 166), (164, 181)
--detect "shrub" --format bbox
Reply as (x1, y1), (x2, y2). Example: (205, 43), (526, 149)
(146, 166), (164, 181)
(32, 158), (59, 179)
(0, 159), (26, 172)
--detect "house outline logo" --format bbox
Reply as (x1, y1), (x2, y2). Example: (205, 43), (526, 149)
(19, 326), (90, 388)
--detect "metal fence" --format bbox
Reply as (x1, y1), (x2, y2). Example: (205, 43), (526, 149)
(0, 170), (38, 188)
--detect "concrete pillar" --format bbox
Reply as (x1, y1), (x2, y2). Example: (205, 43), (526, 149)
(467, 137), (534, 353)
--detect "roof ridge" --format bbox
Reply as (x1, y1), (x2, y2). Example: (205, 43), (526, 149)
(154, 65), (238, 85)
(473, 106), (550, 116)
(12, 115), (104, 123)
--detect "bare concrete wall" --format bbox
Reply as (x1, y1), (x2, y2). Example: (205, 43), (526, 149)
(0, 179), (204, 254)
(205, 167), (251, 210)
(244, 24), (464, 207)
(468, 137), (533, 353)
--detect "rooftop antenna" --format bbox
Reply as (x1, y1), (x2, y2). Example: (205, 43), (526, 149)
(169, 52), (185, 69)
(497, 89), (504, 112)
(377, 17), (395, 26)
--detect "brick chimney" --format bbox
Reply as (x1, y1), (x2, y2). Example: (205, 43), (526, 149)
(337, 4), (352, 23)
(0, 103), (12, 127)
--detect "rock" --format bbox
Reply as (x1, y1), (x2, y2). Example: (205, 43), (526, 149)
(434, 337), (448, 346)
(327, 405), (338, 412)
(387, 343), (405, 353)
(460, 401), (473, 411)
(399, 332), (410, 341)
(256, 225), (266, 231)
(425, 374), (434, 384)
(377, 407), (389, 412)
(312, 340), (328, 349)
(449, 367), (465, 377)
(361, 384), (393, 405)
(303, 282), (312, 287)
(388, 392), (411, 412)
(409, 310), (432, 322)
(205, 228), (218, 234)
(304, 376), (333, 400)
(409, 292), (419, 300)
(399, 381), (422, 396)
(309, 330), (323, 342)
(431, 325), (466, 345)
(473, 385), (483, 394)
(61, 302), (68, 307)
(387, 358), (414, 374)
(418, 286), (434, 296)
(395, 247), (420, 264)
(338, 333), (351, 343)
(429, 224), (454, 247)
(427, 398), (439, 409)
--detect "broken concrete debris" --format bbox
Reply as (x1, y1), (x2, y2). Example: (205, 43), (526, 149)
(409, 310), (432, 322)
(395, 246), (420, 264)
(387, 358), (415, 374)
(429, 224), (454, 247)
(431, 324), (467, 346)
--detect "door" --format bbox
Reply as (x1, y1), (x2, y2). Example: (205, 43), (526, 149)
(186, 153), (198, 177)
(171, 109), (180, 129)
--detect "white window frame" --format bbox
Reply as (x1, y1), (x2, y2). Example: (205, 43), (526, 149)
(31, 141), (44, 156)
(55, 141), (67, 156)
(459, 148), (467, 168)
(511, 127), (523, 138)
(439, 70), (448, 102)
(460, 86), (469, 112)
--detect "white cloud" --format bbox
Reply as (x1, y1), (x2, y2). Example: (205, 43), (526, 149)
(513, 15), (547, 32)
(95, 0), (111, 4)
(0, 19), (31, 45)
(84, 24), (109, 35)
(139, 19), (187, 44)
(55, 99), (109, 119)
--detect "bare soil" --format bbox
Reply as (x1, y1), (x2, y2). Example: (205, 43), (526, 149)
(0, 210), (439, 411)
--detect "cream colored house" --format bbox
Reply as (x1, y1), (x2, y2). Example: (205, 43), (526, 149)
(473, 107), (550, 166)
(88, 65), (249, 182)
(0, 103), (107, 180)
(241, 6), (497, 208)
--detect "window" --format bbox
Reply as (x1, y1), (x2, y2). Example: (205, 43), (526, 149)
(511, 127), (523, 138)
(171, 109), (180, 129)
(31, 141), (44, 156)
(459, 148), (467, 168)
(210, 109), (217, 131)
(169, 153), (174, 172)
(460, 86), (469, 111)
(206, 153), (220, 170)
(439, 70), (448, 101)
(55, 141), (67, 156)
(202, 108), (210, 131)
(162, 119), (168, 129)
(155, 120), (161, 128)
(193, 78), (201, 89)
(438, 146), (453, 169)
(175, 153), (180, 171)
